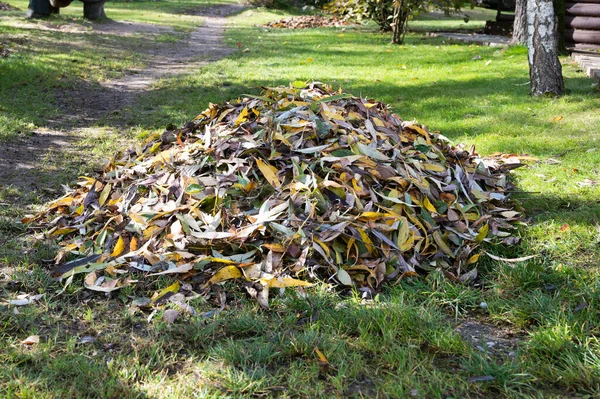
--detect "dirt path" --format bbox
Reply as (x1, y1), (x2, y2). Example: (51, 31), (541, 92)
(103, 5), (240, 96)
(56, 3), (245, 126)
(0, 3), (245, 195)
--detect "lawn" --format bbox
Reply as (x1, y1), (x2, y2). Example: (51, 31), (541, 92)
(1, 1), (600, 398)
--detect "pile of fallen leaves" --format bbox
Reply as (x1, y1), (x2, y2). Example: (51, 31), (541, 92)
(263, 15), (353, 29)
(25, 82), (525, 307)
(0, 1), (19, 11)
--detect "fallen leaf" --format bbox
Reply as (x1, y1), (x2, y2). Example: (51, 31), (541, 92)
(21, 335), (40, 345)
(77, 336), (97, 345)
(163, 309), (180, 324)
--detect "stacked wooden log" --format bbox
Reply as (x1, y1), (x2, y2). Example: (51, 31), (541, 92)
(566, 0), (600, 51)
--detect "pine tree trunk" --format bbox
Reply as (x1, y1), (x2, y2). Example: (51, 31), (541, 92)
(527, 0), (564, 96)
(511, 0), (528, 44)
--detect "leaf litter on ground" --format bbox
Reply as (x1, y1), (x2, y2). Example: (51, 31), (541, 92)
(24, 82), (527, 309)
(263, 15), (354, 29)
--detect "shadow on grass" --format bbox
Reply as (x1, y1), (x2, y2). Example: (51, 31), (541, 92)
(1, 349), (148, 398)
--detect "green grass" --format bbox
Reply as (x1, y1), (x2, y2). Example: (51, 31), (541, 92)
(3, 0), (240, 29)
(0, 0), (241, 140)
(0, 17), (144, 139)
(2, 2), (600, 398)
(408, 8), (498, 32)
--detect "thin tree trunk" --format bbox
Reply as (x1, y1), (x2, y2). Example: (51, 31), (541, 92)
(511, 0), (528, 44)
(391, 1), (410, 44)
(527, 0), (564, 96)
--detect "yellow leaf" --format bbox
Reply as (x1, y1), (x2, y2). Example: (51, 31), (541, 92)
(432, 231), (454, 257)
(322, 109), (345, 121)
(274, 131), (292, 146)
(262, 243), (286, 252)
(475, 223), (489, 244)
(397, 218), (410, 249)
(422, 196), (437, 214)
(99, 183), (112, 207)
(202, 257), (237, 265)
(51, 228), (77, 236)
(48, 196), (75, 209)
(153, 149), (174, 165)
(262, 277), (314, 288)
(313, 238), (331, 258)
(466, 253), (481, 265)
(77, 176), (97, 187)
(553, 116), (563, 122)
(105, 264), (118, 276)
(129, 212), (147, 225)
(406, 124), (431, 143)
(256, 158), (281, 189)
(357, 229), (376, 255)
(359, 212), (390, 220)
(205, 266), (242, 287)
(235, 107), (249, 126)
(405, 210), (428, 237)
(110, 236), (125, 257)
(143, 225), (164, 240)
(315, 347), (329, 363)
(351, 178), (367, 195)
(150, 281), (180, 306)
(346, 237), (357, 259)
(243, 180), (257, 193)
(372, 117), (385, 127)
(400, 233), (415, 252)
(148, 142), (162, 154)
(130, 236), (139, 252)
(421, 163), (446, 172)
(73, 204), (84, 216)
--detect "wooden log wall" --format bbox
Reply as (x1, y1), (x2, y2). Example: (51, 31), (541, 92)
(565, 0), (600, 50)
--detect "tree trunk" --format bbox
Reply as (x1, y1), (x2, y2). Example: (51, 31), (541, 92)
(527, 0), (565, 96)
(391, 2), (410, 44)
(511, 0), (528, 44)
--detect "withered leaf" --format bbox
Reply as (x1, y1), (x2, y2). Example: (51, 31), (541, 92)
(26, 82), (526, 308)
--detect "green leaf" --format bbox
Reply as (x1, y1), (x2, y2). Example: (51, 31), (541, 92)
(337, 268), (353, 286)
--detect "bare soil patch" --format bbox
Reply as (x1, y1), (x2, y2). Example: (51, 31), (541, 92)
(454, 319), (524, 357)
(12, 19), (176, 35)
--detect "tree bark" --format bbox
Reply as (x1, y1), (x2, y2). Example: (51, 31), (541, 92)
(527, 0), (565, 96)
(511, 0), (528, 44)
(391, 1), (410, 44)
